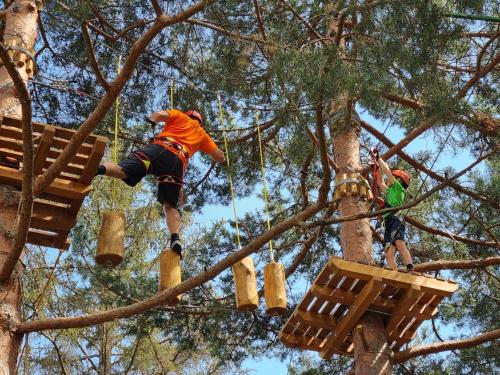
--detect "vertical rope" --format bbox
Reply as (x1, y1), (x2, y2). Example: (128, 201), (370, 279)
(218, 94), (241, 249)
(170, 79), (174, 109)
(256, 112), (274, 262)
(112, 56), (121, 204)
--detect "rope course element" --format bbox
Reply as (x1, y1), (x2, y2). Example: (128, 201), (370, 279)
(170, 79), (174, 109)
(218, 94), (242, 249)
(113, 56), (121, 204)
(256, 111), (274, 262)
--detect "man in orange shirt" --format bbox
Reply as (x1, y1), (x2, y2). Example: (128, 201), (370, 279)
(95, 109), (225, 257)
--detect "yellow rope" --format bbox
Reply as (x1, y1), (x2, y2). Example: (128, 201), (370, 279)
(256, 112), (274, 262)
(170, 79), (174, 109)
(113, 56), (121, 203)
(218, 94), (241, 249)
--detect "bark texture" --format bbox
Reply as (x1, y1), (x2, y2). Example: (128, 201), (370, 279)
(0, 186), (22, 375)
(0, 2), (38, 372)
(0, 1), (37, 113)
(333, 125), (392, 374)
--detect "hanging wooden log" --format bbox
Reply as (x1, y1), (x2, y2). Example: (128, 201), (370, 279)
(264, 262), (287, 315)
(159, 249), (182, 305)
(232, 256), (259, 310)
(95, 210), (125, 266)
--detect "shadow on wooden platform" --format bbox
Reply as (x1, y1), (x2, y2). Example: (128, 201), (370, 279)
(0, 115), (107, 249)
(279, 257), (458, 360)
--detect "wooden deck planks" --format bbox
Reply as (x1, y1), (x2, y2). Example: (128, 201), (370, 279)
(0, 116), (107, 250)
(279, 257), (458, 358)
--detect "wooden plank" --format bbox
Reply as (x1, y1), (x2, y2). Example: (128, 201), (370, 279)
(311, 284), (397, 313)
(0, 165), (91, 199)
(53, 230), (71, 250)
(385, 284), (422, 337)
(328, 258), (458, 296)
(295, 310), (337, 330)
(320, 277), (384, 359)
(34, 126), (55, 174)
(2, 115), (98, 144)
(27, 229), (70, 250)
(0, 128), (94, 155)
(0, 144), (89, 166)
(79, 136), (106, 184)
(30, 210), (76, 231)
(280, 333), (323, 351)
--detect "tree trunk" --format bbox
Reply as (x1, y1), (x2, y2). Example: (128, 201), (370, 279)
(332, 116), (393, 374)
(0, 186), (22, 374)
(0, 1), (39, 373)
(99, 322), (113, 375)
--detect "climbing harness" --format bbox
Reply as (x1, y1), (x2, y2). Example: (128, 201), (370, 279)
(152, 136), (189, 167)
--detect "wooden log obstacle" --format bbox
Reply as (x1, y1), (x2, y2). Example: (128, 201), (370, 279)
(233, 256), (259, 310)
(279, 257), (458, 359)
(0, 115), (107, 249)
(95, 210), (125, 266)
(159, 249), (182, 305)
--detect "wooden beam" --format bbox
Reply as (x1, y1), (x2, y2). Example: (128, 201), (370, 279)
(295, 310), (337, 330)
(327, 258), (458, 296)
(79, 136), (106, 184)
(386, 284), (422, 337)
(30, 210), (75, 231)
(280, 332), (323, 351)
(312, 284), (397, 313)
(320, 277), (384, 359)
(1, 115), (98, 145)
(27, 229), (70, 250)
(0, 165), (91, 199)
(33, 125), (55, 174)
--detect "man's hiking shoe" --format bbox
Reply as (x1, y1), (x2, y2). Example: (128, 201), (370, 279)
(406, 263), (414, 272)
(170, 234), (182, 259)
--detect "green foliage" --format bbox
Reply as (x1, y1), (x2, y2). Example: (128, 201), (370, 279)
(17, 0), (500, 373)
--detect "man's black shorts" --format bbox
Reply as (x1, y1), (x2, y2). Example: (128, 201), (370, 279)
(118, 144), (184, 208)
(383, 215), (405, 246)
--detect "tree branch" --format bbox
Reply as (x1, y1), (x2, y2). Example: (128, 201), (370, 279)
(414, 257), (500, 273)
(405, 216), (499, 248)
(33, 0), (214, 196)
(360, 120), (499, 209)
(380, 115), (441, 161)
(394, 328), (500, 363)
(15, 199), (326, 333)
(150, 0), (162, 17)
(457, 32), (500, 99)
(185, 18), (273, 46)
(0, 43), (34, 283)
(81, 22), (110, 91)
(279, 0), (324, 44)
(309, 149), (496, 228)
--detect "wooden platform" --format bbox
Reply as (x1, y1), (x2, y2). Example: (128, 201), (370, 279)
(0, 115), (107, 249)
(279, 257), (458, 360)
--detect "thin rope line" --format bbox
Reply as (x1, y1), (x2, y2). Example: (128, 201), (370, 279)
(170, 79), (174, 109)
(218, 94), (241, 249)
(256, 111), (274, 262)
(112, 55), (121, 205)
